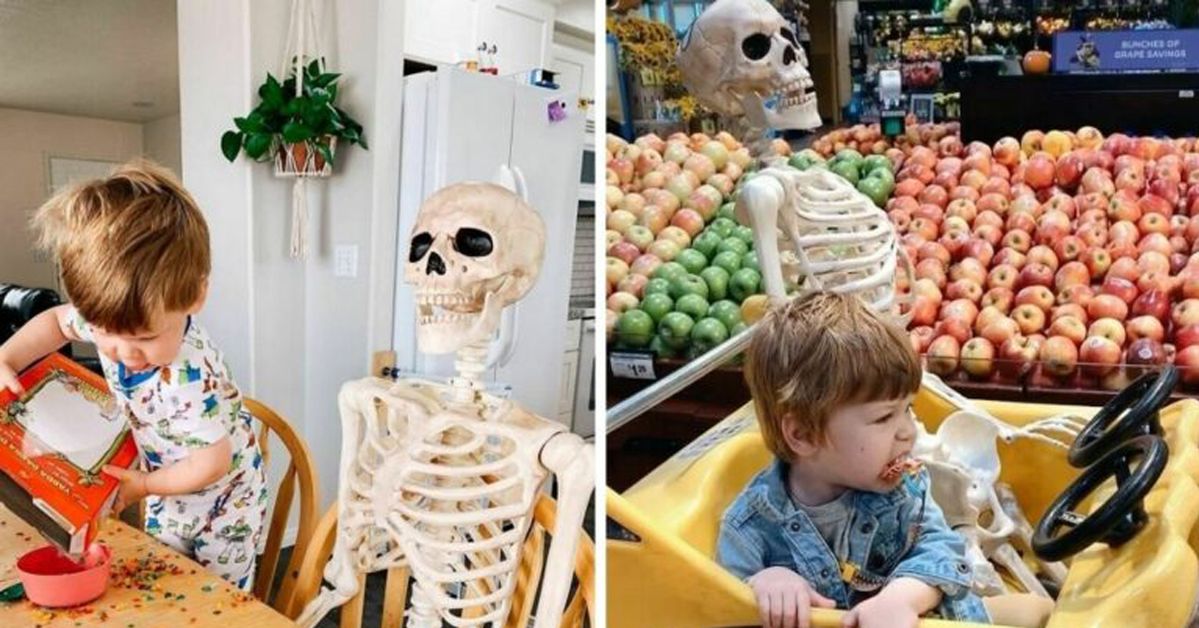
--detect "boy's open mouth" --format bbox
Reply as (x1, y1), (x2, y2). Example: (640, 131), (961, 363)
(879, 453), (920, 481)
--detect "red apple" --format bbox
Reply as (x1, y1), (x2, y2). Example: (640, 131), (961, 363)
(918, 242), (951, 267)
(1040, 336), (1080, 378)
(1001, 229), (1033, 254)
(981, 317), (1020, 347)
(926, 335), (961, 376)
(1027, 246), (1060, 272)
(1174, 345), (1199, 385)
(913, 278), (944, 305)
(1138, 232), (1173, 257)
(994, 137), (1021, 166)
(1100, 276), (1139, 305)
(910, 296), (939, 327)
(1126, 338), (1167, 376)
(1012, 303), (1047, 335)
(1052, 303), (1088, 323)
(993, 248), (1027, 270)
(1016, 285), (1056, 312)
(910, 326), (937, 353)
(988, 264), (1019, 291)
(981, 287), (1015, 314)
(973, 224), (1004, 248)
(914, 204), (945, 224)
(947, 279), (983, 303)
(941, 299), (980, 327)
(1088, 294), (1130, 321)
(946, 199), (978, 223)
(961, 337), (997, 378)
(910, 218), (939, 241)
(1017, 263), (1054, 290)
(1006, 211), (1037, 235)
(1056, 284), (1095, 309)
(1049, 316), (1087, 345)
(1054, 261), (1090, 292)
(1131, 289), (1171, 323)
(950, 258), (988, 286)
(1025, 156), (1056, 189)
(999, 335), (1041, 379)
(1052, 236), (1086, 264)
(607, 291), (639, 313)
(630, 253), (664, 277)
(1174, 324), (1199, 350)
(1076, 224), (1109, 250)
(916, 258), (948, 289)
(1107, 257), (1140, 283)
(1172, 299), (1199, 328)
(974, 306), (1006, 336)
(1080, 336), (1123, 378)
(608, 241), (641, 265)
(936, 318), (973, 345)
(1088, 317), (1128, 346)
(1127, 315), (1166, 344)
(1056, 152), (1086, 189)
(1082, 248), (1112, 278)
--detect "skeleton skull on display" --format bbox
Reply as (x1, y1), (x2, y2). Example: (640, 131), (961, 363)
(405, 182), (545, 355)
(677, 0), (820, 132)
(297, 171), (593, 628)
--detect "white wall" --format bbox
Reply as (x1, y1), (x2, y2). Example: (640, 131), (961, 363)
(178, 0), (403, 513)
(143, 113), (182, 176)
(0, 108), (143, 290)
(554, 0), (593, 35)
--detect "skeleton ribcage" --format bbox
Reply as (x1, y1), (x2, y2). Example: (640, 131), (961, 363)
(767, 167), (913, 315)
(343, 380), (548, 627)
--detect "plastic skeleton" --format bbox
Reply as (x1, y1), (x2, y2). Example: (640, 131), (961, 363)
(297, 173), (594, 628)
(677, 0), (912, 317)
(679, 0), (1086, 598)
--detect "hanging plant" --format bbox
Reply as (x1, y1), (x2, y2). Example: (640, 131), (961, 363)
(220, 58), (368, 172)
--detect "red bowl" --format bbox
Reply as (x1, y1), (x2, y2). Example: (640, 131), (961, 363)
(16, 543), (110, 608)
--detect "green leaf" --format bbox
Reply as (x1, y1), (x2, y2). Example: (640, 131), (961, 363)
(244, 133), (272, 160)
(260, 73), (284, 109)
(283, 99), (302, 117)
(282, 122), (314, 143)
(307, 58), (322, 77)
(220, 131), (243, 161)
(234, 116), (268, 134)
(314, 72), (341, 88)
(315, 142), (335, 167)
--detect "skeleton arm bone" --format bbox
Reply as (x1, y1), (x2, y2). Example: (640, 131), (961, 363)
(532, 431), (595, 628)
(736, 174), (788, 299)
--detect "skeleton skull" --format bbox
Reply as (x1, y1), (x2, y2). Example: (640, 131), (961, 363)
(404, 182), (545, 354)
(677, 0), (820, 131)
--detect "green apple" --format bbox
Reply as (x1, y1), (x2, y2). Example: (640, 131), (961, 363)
(657, 311), (695, 349)
(653, 261), (688, 283)
(730, 267), (762, 302)
(691, 231), (723, 259)
(717, 237), (749, 257)
(616, 309), (654, 348)
(831, 160), (860, 186)
(788, 152), (819, 171)
(861, 154), (891, 175)
(669, 273), (710, 301)
(698, 266), (730, 301)
(675, 293), (710, 320)
(732, 225), (755, 245)
(741, 250), (760, 273)
(649, 335), (678, 358)
(730, 321), (749, 336)
(709, 299), (742, 330)
(640, 293), (674, 323)
(834, 148), (864, 166)
(690, 317), (730, 352)
(716, 202), (737, 221)
(644, 277), (672, 297)
(707, 217), (737, 239)
(711, 250), (742, 275)
(675, 248), (708, 275)
(857, 177), (891, 207)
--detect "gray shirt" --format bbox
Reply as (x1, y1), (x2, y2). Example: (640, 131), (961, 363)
(796, 491), (855, 558)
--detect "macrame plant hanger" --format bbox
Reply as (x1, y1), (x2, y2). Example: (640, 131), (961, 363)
(276, 0), (332, 259)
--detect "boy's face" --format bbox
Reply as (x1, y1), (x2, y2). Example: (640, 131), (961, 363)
(793, 394), (917, 494)
(92, 309), (191, 372)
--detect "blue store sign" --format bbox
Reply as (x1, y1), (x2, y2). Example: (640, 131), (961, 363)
(1053, 29), (1199, 73)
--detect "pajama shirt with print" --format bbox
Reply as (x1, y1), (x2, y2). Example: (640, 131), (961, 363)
(67, 308), (269, 590)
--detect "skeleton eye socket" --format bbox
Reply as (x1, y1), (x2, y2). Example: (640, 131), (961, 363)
(409, 232), (433, 262)
(781, 27), (799, 47)
(454, 228), (493, 257)
(741, 33), (772, 61)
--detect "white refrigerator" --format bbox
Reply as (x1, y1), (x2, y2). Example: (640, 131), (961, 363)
(393, 67), (586, 423)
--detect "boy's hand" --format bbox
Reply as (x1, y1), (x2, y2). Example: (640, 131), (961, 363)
(103, 465), (149, 513)
(0, 360), (23, 395)
(841, 579), (934, 628)
(748, 566), (837, 628)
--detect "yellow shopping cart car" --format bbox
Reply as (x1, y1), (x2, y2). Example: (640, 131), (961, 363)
(607, 363), (1199, 628)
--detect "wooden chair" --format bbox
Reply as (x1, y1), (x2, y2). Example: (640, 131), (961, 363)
(243, 398), (321, 616)
(288, 493), (595, 627)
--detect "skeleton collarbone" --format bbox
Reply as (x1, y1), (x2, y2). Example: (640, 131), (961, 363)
(347, 376), (564, 622)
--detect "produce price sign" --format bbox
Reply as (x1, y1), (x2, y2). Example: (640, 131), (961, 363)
(1053, 29), (1199, 73)
(610, 351), (656, 380)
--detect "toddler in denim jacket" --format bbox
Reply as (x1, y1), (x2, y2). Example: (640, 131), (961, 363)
(717, 292), (1051, 628)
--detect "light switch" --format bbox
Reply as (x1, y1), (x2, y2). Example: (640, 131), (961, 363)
(334, 245), (359, 278)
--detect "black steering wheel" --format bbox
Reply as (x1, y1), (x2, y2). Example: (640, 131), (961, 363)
(1069, 366), (1177, 468)
(1032, 435), (1167, 562)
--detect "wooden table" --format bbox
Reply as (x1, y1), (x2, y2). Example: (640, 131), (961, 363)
(0, 506), (294, 627)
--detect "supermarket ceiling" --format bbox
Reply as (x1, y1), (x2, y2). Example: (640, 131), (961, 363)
(0, 0), (178, 123)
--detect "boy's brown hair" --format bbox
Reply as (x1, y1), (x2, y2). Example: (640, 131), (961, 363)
(33, 160), (210, 334)
(745, 291), (922, 460)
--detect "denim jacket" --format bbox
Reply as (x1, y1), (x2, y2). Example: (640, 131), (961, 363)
(716, 459), (990, 623)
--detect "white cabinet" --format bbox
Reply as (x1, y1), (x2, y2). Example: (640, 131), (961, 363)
(550, 43), (594, 114)
(405, 0), (554, 75)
